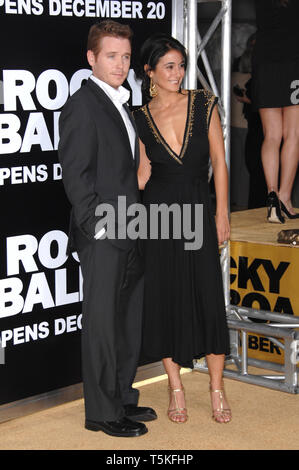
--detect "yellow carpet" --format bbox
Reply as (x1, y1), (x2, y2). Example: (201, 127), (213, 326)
(0, 370), (298, 450)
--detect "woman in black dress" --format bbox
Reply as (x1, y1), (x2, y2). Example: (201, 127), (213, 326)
(134, 35), (231, 424)
(252, 0), (299, 222)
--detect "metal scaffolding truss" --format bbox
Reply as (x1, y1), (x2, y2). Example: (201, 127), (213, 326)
(172, 0), (299, 393)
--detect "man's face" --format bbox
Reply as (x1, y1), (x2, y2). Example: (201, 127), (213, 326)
(87, 35), (131, 89)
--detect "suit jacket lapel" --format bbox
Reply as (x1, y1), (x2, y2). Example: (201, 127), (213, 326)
(86, 79), (134, 160)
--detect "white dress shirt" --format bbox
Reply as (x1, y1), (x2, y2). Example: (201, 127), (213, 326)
(90, 75), (136, 240)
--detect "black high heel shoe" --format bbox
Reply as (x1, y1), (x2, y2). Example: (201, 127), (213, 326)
(266, 192), (285, 224)
(279, 200), (299, 219)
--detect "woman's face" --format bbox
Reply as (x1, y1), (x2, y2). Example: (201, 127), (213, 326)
(149, 49), (186, 94)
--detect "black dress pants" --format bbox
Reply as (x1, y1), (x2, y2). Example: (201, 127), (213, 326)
(78, 238), (144, 422)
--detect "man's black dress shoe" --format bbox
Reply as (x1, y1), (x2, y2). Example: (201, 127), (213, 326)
(124, 404), (157, 422)
(85, 417), (148, 437)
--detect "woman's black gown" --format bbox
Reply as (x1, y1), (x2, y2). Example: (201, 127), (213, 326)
(134, 89), (230, 369)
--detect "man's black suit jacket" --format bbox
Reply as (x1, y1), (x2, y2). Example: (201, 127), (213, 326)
(58, 78), (141, 253)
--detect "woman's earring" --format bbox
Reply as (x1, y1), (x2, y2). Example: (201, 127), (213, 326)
(149, 78), (158, 98)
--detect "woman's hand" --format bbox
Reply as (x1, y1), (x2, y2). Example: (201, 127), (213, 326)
(215, 212), (230, 247)
(235, 95), (251, 104)
(137, 139), (151, 190)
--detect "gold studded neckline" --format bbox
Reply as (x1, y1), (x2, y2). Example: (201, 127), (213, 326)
(141, 90), (196, 165)
(140, 89), (216, 165)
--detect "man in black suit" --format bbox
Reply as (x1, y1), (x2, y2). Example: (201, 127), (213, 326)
(58, 20), (156, 437)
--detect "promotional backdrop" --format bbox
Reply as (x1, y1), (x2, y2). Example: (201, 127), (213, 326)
(0, 0), (171, 406)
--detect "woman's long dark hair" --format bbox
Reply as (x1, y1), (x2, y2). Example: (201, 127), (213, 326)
(138, 33), (188, 99)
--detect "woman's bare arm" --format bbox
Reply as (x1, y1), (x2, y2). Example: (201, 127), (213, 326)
(208, 106), (230, 245)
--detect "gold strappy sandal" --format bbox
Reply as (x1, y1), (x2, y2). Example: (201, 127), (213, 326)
(209, 384), (232, 424)
(167, 386), (188, 424)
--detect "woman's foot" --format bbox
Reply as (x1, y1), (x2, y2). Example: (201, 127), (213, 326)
(209, 382), (232, 424)
(279, 198), (299, 219)
(266, 191), (285, 224)
(167, 385), (188, 423)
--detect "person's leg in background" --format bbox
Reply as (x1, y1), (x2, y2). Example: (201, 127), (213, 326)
(279, 105), (299, 216)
